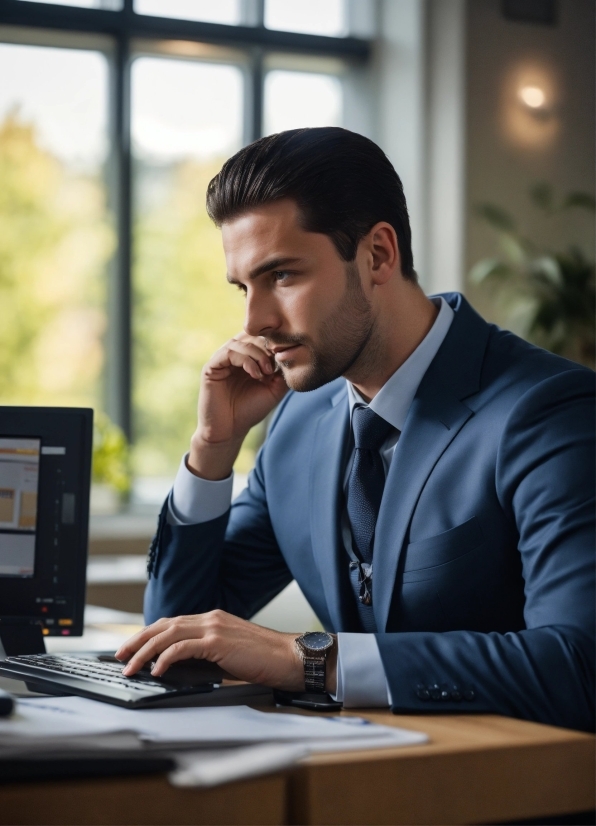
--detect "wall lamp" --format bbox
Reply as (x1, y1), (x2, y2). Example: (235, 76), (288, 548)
(518, 84), (551, 118)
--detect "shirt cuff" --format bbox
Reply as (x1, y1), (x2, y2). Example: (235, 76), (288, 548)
(167, 453), (234, 526)
(333, 633), (392, 708)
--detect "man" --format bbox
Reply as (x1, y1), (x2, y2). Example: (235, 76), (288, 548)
(117, 128), (595, 731)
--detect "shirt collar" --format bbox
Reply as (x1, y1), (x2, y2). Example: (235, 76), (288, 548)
(346, 296), (454, 431)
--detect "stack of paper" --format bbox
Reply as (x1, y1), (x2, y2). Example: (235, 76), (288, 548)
(0, 696), (428, 786)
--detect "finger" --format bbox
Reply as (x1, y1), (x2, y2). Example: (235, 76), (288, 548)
(234, 331), (275, 357)
(223, 339), (275, 376)
(150, 640), (208, 677)
(230, 339), (275, 376)
(115, 626), (156, 662)
(240, 355), (263, 380)
(115, 618), (171, 661)
(121, 625), (191, 675)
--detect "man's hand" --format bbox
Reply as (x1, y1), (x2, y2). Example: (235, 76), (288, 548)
(115, 611), (337, 694)
(190, 333), (288, 481)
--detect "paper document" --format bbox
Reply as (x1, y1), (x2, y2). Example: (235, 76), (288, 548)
(0, 696), (429, 786)
(170, 743), (311, 788)
(3, 696), (428, 752)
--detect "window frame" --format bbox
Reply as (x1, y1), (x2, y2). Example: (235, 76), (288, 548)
(0, 0), (371, 441)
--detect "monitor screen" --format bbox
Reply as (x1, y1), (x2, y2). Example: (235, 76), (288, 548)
(0, 408), (92, 639)
(0, 437), (41, 577)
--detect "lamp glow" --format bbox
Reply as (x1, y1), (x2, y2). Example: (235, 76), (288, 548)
(519, 85), (546, 109)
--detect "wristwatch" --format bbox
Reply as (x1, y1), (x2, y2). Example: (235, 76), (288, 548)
(295, 632), (335, 693)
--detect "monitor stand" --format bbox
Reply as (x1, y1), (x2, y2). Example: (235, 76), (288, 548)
(0, 625), (46, 657)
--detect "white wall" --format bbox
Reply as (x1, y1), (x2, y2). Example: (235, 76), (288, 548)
(424, 0), (466, 295)
(372, 0), (428, 283)
(364, 0), (467, 294)
(465, 0), (595, 322)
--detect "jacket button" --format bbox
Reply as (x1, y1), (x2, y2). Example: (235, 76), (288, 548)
(440, 689), (450, 701)
(450, 689), (462, 701)
(416, 684), (430, 701)
(463, 688), (476, 701)
(429, 684), (441, 700)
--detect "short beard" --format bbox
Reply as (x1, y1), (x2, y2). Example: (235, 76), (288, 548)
(269, 262), (376, 393)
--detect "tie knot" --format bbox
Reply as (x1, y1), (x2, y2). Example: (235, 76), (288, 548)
(352, 406), (394, 450)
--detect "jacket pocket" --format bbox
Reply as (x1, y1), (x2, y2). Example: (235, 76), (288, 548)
(402, 516), (484, 574)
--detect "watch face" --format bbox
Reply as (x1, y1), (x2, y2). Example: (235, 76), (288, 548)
(300, 632), (333, 652)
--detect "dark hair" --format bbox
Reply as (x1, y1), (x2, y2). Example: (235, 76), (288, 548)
(206, 127), (416, 281)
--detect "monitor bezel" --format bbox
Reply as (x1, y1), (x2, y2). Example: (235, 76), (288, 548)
(0, 407), (93, 638)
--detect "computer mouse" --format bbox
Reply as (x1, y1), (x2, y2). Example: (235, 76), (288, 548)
(0, 687), (15, 717)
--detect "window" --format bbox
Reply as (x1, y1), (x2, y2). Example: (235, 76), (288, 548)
(0, 3), (370, 509)
(264, 70), (343, 134)
(18, 0), (122, 8)
(131, 55), (245, 480)
(0, 41), (111, 413)
(264, 0), (345, 37)
(134, 0), (241, 25)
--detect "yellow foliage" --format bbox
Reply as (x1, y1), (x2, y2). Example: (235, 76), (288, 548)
(133, 157), (250, 476)
(0, 113), (257, 482)
(92, 412), (131, 495)
(0, 112), (114, 409)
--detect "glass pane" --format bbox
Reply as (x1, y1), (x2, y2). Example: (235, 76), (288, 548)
(134, 0), (241, 25)
(132, 57), (245, 493)
(265, 0), (345, 36)
(17, 0), (122, 9)
(0, 43), (111, 412)
(264, 70), (342, 134)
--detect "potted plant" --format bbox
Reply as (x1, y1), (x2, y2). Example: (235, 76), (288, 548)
(469, 184), (595, 369)
(91, 413), (131, 514)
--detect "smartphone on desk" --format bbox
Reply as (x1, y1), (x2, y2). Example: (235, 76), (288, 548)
(273, 689), (342, 711)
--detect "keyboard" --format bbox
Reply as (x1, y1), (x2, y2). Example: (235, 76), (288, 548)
(0, 653), (219, 708)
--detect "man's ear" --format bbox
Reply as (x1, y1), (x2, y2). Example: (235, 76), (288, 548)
(368, 223), (401, 285)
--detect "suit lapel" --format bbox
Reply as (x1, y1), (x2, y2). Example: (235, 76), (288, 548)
(372, 294), (492, 631)
(309, 384), (353, 632)
(372, 392), (473, 630)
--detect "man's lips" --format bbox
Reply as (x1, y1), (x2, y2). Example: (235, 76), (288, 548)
(270, 344), (302, 359)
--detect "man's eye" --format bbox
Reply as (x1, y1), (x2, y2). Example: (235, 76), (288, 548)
(272, 271), (292, 283)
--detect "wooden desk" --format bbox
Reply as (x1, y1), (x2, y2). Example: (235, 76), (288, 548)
(0, 772), (286, 826)
(0, 712), (593, 825)
(291, 711), (596, 825)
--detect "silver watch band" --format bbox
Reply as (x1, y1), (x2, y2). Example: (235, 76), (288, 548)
(303, 655), (326, 693)
(296, 632), (333, 693)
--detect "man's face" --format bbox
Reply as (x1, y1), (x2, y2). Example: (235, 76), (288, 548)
(222, 199), (375, 392)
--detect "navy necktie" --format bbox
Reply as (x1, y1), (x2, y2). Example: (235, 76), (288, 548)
(346, 406), (394, 631)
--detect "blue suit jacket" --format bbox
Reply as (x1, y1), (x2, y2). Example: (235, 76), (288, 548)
(146, 293), (595, 731)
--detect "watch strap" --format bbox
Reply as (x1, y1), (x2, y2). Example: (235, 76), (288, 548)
(302, 654), (326, 693)
(296, 633), (333, 693)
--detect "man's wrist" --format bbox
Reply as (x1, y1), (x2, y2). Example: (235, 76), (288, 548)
(188, 432), (243, 481)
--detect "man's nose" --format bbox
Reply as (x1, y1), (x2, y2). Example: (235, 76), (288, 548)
(243, 288), (280, 338)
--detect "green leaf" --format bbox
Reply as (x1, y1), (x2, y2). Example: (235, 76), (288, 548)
(529, 255), (562, 285)
(561, 192), (596, 211)
(468, 258), (512, 284)
(499, 234), (527, 264)
(529, 182), (554, 212)
(474, 203), (517, 233)
(93, 412), (131, 494)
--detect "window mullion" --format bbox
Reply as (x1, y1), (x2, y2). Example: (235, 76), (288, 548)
(106, 30), (133, 442)
(242, 0), (266, 28)
(249, 48), (265, 142)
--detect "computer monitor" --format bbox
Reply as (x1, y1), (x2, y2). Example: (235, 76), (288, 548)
(0, 407), (93, 655)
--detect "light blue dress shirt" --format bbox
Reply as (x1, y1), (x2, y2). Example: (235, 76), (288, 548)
(168, 296), (454, 706)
